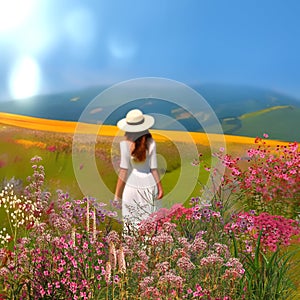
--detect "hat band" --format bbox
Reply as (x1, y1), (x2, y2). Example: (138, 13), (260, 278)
(127, 118), (145, 125)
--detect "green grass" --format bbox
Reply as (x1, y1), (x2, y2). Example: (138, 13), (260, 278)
(234, 106), (300, 142)
(240, 105), (292, 119)
(0, 125), (210, 205)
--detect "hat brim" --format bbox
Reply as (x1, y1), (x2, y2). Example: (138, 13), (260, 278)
(117, 115), (155, 132)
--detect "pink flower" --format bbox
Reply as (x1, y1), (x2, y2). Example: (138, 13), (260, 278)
(47, 145), (57, 152)
(193, 284), (204, 297)
(71, 258), (78, 268)
(177, 257), (195, 270)
(263, 133), (269, 138)
(69, 281), (78, 293)
(39, 288), (46, 297)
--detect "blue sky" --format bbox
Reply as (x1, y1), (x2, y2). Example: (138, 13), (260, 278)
(0, 0), (300, 101)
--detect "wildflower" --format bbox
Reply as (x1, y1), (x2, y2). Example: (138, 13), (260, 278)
(105, 261), (112, 284)
(190, 197), (200, 205)
(191, 159), (200, 166)
(117, 246), (126, 273)
(193, 284), (204, 297)
(214, 243), (230, 259)
(189, 236), (207, 253)
(151, 232), (173, 247)
(105, 230), (120, 245)
(69, 281), (78, 294)
(263, 133), (269, 138)
(158, 271), (184, 289)
(110, 198), (122, 210)
(177, 256), (195, 271)
(161, 221), (177, 233)
(200, 253), (224, 266)
(92, 208), (96, 240)
(140, 286), (161, 298)
(109, 242), (117, 269)
(30, 155), (42, 163)
(139, 276), (154, 290)
(71, 227), (76, 245)
(113, 275), (120, 284)
(0, 229), (11, 246)
(155, 261), (170, 273)
(86, 199), (90, 232)
(178, 237), (190, 250)
(223, 268), (244, 279)
(137, 249), (149, 263)
(132, 261), (148, 273)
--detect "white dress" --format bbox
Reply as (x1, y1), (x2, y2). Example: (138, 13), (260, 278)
(120, 139), (160, 224)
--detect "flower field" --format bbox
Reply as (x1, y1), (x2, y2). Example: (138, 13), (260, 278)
(0, 129), (299, 299)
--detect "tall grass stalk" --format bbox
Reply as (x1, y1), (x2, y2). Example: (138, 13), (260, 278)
(241, 231), (297, 299)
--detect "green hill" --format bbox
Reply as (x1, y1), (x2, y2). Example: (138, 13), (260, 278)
(228, 106), (300, 142)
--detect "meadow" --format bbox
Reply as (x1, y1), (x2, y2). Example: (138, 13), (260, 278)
(0, 113), (299, 299)
(0, 112), (273, 203)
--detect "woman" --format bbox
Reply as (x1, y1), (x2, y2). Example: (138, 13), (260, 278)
(114, 109), (163, 225)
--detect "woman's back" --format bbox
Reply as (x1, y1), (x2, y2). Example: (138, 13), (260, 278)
(120, 139), (157, 188)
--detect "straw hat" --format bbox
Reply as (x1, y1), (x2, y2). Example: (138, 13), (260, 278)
(117, 109), (155, 132)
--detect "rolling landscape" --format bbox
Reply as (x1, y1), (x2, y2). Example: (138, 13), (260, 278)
(1, 1), (300, 297)
(1, 90), (299, 297)
(0, 111), (268, 205)
(0, 83), (298, 205)
(0, 83), (299, 141)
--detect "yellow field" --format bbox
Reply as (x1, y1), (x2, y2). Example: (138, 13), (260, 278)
(0, 112), (290, 148)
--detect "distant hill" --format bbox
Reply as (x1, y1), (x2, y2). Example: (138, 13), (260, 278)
(220, 105), (300, 141)
(193, 84), (300, 118)
(0, 84), (299, 141)
(233, 106), (300, 142)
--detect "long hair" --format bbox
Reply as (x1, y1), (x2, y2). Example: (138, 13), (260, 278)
(125, 131), (152, 162)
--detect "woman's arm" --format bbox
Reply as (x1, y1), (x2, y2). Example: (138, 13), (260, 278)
(151, 168), (163, 199)
(114, 168), (128, 200)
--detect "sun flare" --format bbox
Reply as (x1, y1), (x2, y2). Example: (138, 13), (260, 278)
(0, 0), (36, 32)
(8, 56), (41, 100)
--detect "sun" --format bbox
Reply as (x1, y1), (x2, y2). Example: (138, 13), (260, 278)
(9, 56), (41, 100)
(0, 0), (36, 32)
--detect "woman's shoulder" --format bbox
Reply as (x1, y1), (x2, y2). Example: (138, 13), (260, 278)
(120, 140), (134, 153)
(120, 140), (128, 146)
(148, 137), (155, 144)
(147, 138), (156, 151)
(120, 139), (133, 145)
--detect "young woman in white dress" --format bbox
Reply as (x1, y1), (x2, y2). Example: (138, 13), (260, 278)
(114, 109), (163, 225)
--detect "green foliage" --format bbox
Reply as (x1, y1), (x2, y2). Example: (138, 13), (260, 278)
(240, 232), (299, 300)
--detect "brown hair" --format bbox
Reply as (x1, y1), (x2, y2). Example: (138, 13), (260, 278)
(125, 131), (152, 162)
